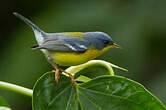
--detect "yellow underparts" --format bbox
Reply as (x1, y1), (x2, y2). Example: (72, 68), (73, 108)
(49, 46), (112, 66)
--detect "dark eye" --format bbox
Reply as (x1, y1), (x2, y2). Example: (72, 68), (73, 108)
(103, 40), (110, 45)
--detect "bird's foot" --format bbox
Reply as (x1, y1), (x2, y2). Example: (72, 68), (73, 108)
(52, 68), (77, 86)
(60, 68), (77, 86)
(52, 70), (59, 83)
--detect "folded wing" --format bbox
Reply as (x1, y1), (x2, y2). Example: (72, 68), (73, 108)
(33, 36), (90, 53)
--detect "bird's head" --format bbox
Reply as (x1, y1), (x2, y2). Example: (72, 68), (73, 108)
(84, 32), (120, 51)
(96, 32), (120, 49)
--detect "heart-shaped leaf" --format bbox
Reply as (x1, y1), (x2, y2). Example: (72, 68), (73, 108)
(33, 72), (166, 110)
(0, 96), (11, 110)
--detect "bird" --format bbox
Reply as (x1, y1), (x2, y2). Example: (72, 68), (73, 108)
(13, 12), (120, 85)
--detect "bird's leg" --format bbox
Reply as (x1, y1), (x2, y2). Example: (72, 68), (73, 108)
(59, 68), (77, 86)
(52, 69), (59, 83)
(47, 57), (60, 83)
(47, 57), (77, 85)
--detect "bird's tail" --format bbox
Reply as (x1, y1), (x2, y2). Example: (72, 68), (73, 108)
(13, 12), (45, 44)
(13, 12), (44, 33)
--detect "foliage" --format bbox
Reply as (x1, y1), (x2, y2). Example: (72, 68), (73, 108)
(0, 60), (166, 110)
(33, 72), (166, 110)
(0, 96), (11, 110)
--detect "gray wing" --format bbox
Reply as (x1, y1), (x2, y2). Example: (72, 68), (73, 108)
(36, 37), (90, 53)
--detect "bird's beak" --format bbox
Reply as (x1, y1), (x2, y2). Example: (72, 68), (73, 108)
(111, 43), (120, 48)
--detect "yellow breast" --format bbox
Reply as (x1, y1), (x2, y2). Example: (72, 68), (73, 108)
(49, 46), (111, 66)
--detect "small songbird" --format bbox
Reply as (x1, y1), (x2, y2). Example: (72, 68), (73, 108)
(13, 12), (120, 85)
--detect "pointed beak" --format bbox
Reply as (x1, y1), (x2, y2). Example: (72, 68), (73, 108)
(111, 43), (120, 48)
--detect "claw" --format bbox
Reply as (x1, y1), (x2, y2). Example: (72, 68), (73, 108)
(52, 69), (60, 83)
(59, 68), (77, 86)
(48, 57), (77, 86)
(52, 69), (77, 86)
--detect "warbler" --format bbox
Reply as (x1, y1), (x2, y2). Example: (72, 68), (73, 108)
(13, 12), (120, 85)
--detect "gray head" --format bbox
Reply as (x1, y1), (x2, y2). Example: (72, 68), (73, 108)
(83, 32), (119, 50)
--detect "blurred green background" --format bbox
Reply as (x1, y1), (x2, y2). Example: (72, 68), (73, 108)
(0, 0), (166, 109)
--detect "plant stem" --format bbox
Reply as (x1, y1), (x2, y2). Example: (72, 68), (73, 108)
(65, 60), (115, 76)
(0, 81), (32, 97)
(65, 60), (127, 76)
(64, 60), (127, 83)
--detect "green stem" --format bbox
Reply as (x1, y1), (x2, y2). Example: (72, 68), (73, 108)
(64, 60), (127, 82)
(65, 60), (115, 76)
(0, 81), (32, 97)
(65, 60), (127, 76)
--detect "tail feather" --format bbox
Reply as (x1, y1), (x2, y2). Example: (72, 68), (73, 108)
(31, 45), (44, 50)
(13, 12), (45, 45)
(13, 12), (44, 33)
(31, 45), (39, 49)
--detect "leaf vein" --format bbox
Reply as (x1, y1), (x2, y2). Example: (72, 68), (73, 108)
(46, 85), (72, 109)
(79, 87), (145, 106)
(65, 86), (74, 110)
(78, 90), (103, 110)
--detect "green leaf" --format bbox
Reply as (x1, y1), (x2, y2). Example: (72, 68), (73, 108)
(0, 96), (11, 110)
(33, 72), (78, 110)
(33, 72), (166, 110)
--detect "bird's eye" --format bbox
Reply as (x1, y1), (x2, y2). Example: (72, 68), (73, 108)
(103, 40), (110, 45)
